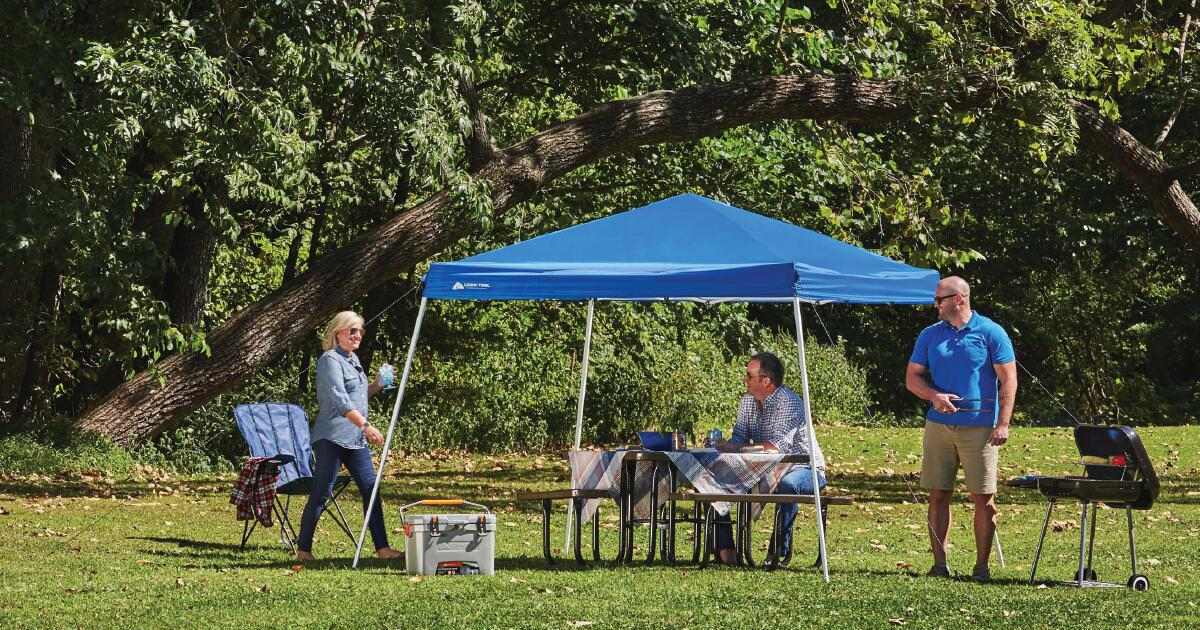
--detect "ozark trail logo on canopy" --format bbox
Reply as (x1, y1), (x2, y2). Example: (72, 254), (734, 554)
(451, 282), (490, 291)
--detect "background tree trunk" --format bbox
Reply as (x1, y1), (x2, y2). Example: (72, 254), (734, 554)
(74, 74), (1200, 444)
(162, 191), (219, 326)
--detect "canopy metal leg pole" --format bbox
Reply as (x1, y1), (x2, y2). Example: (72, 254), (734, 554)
(353, 297), (428, 568)
(564, 299), (595, 555)
(793, 298), (829, 582)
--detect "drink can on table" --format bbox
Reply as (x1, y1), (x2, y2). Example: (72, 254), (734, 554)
(706, 428), (722, 448)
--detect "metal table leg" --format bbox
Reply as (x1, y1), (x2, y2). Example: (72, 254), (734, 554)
(541, 498), (555, 564)
(645, 463), (660, 564)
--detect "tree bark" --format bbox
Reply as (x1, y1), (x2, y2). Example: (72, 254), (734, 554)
(1072, 101), (1200, 245)
(162, 191), (219, 326)
(74, 73), (1200, 444)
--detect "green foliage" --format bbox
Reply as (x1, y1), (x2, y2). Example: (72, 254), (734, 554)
(2, 0), (1197, 446)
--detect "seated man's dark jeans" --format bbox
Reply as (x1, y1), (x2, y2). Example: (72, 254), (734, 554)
(297, 439), (390, 553)
(715, 466), (826, 558)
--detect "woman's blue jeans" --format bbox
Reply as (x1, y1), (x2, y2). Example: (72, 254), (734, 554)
(297, 439), (389, 552)
(715, 466), (826, 557)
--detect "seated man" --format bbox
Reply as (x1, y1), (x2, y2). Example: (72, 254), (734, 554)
(714, 351), (827, 565)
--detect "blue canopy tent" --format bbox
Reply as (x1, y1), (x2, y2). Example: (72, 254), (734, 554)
(355, 194), (940, 578)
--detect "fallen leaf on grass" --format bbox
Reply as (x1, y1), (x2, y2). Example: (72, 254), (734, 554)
(1145, 558), (1161, 566)
(257, 584), (270, 593)
(509, 577), (527, 584)
(0, 505), (9, 515)
(895, 561), (913, 570)
(1165, 576), (1179, 584)
(175, 578), (185, 588)
(888, 618), (906, 625)
(567, 622), (594, 628)
(290, 564), (304, 573)
(408, 576), (423, 583)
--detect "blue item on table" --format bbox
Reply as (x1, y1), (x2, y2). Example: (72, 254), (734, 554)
(638, 431), (674, 451)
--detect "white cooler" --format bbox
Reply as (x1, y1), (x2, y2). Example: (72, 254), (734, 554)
(400, 499), (496, 576)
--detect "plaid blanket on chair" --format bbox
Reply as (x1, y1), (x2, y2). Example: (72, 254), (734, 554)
(230, 457), (280, 527)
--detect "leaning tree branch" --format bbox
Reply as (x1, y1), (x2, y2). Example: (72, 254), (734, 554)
(75, 73), (1199, 444)
(1074, 100), (1200, 244)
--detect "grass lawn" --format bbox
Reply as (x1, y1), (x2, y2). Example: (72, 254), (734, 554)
(2, 426), (1198, 629)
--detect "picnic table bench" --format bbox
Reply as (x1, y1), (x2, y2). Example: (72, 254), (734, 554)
(515, 488), (610, 564)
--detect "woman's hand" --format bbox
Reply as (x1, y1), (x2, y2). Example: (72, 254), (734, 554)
(364, 424), (385, 446)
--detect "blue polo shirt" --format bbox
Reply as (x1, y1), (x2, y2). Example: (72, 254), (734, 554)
(909, 311), (1015, 427)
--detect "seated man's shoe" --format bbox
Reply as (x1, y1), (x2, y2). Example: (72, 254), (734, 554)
(295, 550), (316, 562)
(971, 564), (990, 582)
(926, 564), (951, 578)
(717, 548), (738, 565)
(764, 549), (792, 568)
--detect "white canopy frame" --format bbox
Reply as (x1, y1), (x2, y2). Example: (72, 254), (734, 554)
(353, 295), (831, 580)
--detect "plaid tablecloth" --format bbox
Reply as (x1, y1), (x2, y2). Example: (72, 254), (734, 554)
(569, 449), (797, 523)
(569, 449), (670, 525)
(665, 450), (794, 517)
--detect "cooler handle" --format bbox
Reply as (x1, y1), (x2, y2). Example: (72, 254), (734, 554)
(398, 498), (493, 522)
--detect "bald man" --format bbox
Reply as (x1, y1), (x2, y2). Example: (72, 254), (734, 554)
(906, 276), (1017, 582)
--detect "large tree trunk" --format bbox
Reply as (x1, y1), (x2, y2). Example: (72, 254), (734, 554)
(162, 191), (219, 326)
(75, 74), (1200, 444)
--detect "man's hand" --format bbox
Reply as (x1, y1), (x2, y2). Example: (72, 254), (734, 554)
(761, 440), (779, 453)
(364, 425), (385, 446)
(931, 392), (961, 414)
(988, 424), (1009, 446)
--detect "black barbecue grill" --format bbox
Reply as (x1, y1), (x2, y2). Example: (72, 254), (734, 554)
(1007, 424), (1159, 590)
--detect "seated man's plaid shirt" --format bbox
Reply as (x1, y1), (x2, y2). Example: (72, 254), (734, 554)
(730, 385), (826, 470)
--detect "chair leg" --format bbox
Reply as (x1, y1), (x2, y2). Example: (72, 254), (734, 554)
(325, 496), (356, 543)
(273, 499), (296, 553)
(274, 496), (299, 549)
(691, 502), (702, 564)
(240, 519), (256, 550)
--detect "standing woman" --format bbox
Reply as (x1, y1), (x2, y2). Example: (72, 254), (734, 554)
(295, 311), (403, 561)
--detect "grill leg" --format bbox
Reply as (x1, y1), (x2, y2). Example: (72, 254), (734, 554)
(1085, 502), (1099, 579)
(1030, 498), (1054, 585)
(1126, 508), (1138, 577)
(1076, 501), (1089, 585)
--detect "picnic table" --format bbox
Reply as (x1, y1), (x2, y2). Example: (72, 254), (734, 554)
(569, 448), (812, 564)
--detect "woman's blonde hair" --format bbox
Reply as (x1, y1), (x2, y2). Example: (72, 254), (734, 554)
(321, 310), (365, 351)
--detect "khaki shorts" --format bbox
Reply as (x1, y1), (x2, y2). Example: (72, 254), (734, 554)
(920, 421), (998, 495)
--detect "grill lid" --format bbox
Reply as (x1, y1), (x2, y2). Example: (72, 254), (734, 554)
(1073, 425), (1159, 509)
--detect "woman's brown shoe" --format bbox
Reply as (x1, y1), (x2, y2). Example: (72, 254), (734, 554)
(295, 550), (316, 562)
(375, 547), (404, 560)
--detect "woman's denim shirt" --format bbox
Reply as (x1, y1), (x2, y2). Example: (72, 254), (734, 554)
(311, 348), (369, 449)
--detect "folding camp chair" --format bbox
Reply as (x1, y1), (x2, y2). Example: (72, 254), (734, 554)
(233, 403), (355, 551)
